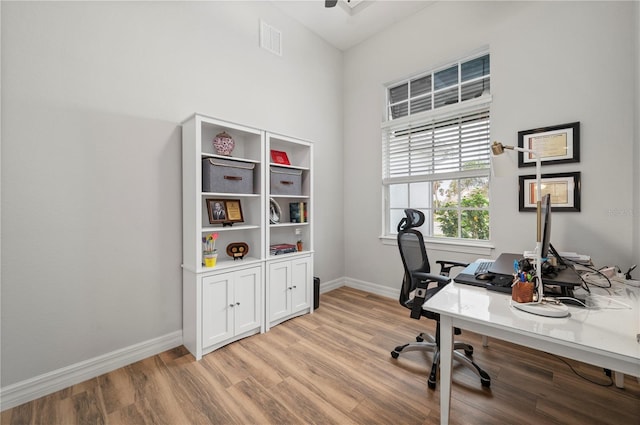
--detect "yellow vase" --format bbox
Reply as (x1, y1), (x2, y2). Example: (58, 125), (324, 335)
(203, 251), (218, 268)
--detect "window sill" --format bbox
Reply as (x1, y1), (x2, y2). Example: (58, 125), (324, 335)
(380, 235), (495, 257)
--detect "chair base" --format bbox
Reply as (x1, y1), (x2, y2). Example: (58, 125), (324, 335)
(391, 333), (491, 389)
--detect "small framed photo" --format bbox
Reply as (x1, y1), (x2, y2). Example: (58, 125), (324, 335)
(517, 122), (580, 167)
(223, 199), (244, 223)
(206, 199), (228, 224)
(518, 172), (581, 212)
(206, 199), (244, 224)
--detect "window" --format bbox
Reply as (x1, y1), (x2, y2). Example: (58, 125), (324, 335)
(383, 53), (491, 241)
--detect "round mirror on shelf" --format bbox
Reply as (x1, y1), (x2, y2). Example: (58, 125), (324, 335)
(269, 198), (281, 224)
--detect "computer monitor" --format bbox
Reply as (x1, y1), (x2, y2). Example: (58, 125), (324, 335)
(540, 193), (552, 259)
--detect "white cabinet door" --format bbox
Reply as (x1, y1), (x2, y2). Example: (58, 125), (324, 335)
(234, 267), (261, 334)
(268, 261), (291, 323)
(202, 273), (233, 347)
(202, 267), (261, 349)
(291, 257), (311, 313)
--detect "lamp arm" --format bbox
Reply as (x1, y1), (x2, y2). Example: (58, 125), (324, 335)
(496, 143), (544, 302)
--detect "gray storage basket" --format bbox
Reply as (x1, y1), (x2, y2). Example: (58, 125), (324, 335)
(270, 166), (302, 196)
(202, 158), (255, 193)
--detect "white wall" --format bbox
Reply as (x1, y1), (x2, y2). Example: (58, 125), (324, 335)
(1, 1), (344, 387)
(343, 1), (638, 291)
(635, 1), (640, 267)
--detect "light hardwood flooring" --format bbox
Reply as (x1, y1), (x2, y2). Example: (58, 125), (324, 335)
(2, 286), (639, 424)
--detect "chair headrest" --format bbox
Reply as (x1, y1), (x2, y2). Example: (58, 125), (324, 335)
(397, 209), (425, 232)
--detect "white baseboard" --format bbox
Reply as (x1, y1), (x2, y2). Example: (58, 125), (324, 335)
(318, 276), (345, 294)
(318, 276), (397, 300)
(343, 277), (397, 299)
(0, 330), (183, 411)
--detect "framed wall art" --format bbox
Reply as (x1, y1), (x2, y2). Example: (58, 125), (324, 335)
(518, 172), (581, 212)
(517, 122), (580, 167)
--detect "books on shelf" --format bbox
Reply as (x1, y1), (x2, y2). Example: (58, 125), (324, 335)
(270, 243), (297, 255)
(289, 202), (308, 223)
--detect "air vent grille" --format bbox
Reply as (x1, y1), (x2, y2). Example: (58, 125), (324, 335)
(260, 20), (282, 57)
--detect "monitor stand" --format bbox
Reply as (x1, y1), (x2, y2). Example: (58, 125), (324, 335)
(543, 284), (586, 306)
(510, 299), (570, 318)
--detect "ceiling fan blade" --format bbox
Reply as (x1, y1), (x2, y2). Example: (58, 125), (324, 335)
(325, 0), (338, 7)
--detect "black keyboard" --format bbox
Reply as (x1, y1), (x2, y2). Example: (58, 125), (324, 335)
(474, 261), (492, 276)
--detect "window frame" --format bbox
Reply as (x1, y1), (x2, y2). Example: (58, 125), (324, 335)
(382, 52), (492, 244)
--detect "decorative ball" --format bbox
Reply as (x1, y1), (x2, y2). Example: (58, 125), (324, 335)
(213, 131), (235, 156)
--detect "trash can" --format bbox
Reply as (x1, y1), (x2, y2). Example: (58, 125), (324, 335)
(313, 277), (320, 309)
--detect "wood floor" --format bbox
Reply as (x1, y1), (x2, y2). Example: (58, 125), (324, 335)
(2, 286), (639, 425)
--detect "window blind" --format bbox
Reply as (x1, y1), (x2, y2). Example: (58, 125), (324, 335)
(383, 104), (491, 183)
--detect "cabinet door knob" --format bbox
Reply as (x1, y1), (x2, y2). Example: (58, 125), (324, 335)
(229, 304), (234, 307)
(236, 302), (240, 306)
(293, 285), (297, 288)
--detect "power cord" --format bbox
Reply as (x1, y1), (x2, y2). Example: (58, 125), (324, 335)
(548, 353), (613, 387)
(565, 258), (612, 289)
(553, 296), (589, 308)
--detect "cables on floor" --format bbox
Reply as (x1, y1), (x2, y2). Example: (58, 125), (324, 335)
(547, 353), (614, 387)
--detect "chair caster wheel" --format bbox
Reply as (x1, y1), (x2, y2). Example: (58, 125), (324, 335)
(394, 344), (407, 352)
(480, 371), (491, 387)
(416, 335), (424, 342)
(464, 347), (474, 356)
(391, 351), (399, 359)
(427, 380), (436, 390)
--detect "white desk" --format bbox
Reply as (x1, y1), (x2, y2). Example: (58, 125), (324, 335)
(424, 281), (640, 425)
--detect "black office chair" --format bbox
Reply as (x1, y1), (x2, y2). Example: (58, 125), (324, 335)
(390, 209), (491, 389)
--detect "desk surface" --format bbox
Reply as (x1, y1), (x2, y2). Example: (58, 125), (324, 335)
(426, 282), (640, 367)
(424, 282), (640, 425)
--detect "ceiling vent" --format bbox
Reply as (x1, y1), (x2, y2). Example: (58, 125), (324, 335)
(260, 20), (282, 57)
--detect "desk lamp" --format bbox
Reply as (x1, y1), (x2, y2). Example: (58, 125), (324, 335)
(491, 141), (569, 318)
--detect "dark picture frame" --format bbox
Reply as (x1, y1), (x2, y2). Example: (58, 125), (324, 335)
(518, 172), (581, 212)
(517, 122), (580, 167)
(206, 199), (244, 224)
(206, 199), (228, 224)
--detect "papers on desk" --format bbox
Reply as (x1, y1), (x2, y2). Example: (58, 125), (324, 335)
(523, 251), (591, 263)
(581, 271), (640, 288)
(556, 251), (591, 263)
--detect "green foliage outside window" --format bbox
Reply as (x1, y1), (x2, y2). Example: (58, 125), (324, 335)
(435, 190), (489, 240)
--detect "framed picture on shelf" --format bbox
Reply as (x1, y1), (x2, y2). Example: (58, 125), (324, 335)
(206, 199), (228, 224)
(223, 199), (244, 223)
(270, 149), (290, 165)
(517, 122), (580, 167)
(518, 172), (581, 212)
(206, 199), (244, 224)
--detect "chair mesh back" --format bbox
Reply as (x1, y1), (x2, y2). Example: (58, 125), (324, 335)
(397, 228), (430, 306)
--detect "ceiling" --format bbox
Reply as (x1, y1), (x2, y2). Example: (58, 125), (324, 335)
(272, 0), (436, 51)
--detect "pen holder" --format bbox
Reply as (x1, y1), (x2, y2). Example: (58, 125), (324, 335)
(512, 281), (534, 303)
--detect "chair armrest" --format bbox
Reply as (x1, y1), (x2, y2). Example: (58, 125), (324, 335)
(409, 272), (451, 319)
(412, 271), (451, 286)
(436, 260), (470, 277)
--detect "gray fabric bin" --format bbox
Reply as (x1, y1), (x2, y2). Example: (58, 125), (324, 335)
(270, 166), (302, 196)
(202, 158), (255, 193)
